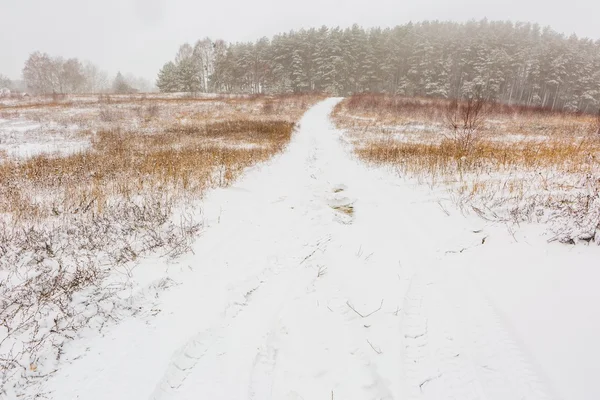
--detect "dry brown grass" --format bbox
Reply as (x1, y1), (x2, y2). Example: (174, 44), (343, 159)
(0, 93), (323, 388)
(0, 93), (322, 135)
(334, 94), (600, 242)
(331, 204), (355, 216)
(357, 137), (600, 175)
(0, 93), (317, 226)
(0, 120), (294, 224)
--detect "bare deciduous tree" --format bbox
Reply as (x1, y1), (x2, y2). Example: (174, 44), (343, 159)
(83, 61), (109, 93)
(23, 52), (113, 94)
(22, 51), (55, 94)
(60, 58), (86, 93)
(194, 38), (215, 92)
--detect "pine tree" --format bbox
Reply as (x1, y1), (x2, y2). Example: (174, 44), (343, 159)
(156, 61), (179, 92)
(173, 44), (202, 94)
(158, 20), (600, 110)
(290, 50), (307, 92)
(112, 72), (135, 94)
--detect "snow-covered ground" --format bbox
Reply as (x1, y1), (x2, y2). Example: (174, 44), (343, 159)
(14, 99), (600, 400)
(0, 118), (89, 159)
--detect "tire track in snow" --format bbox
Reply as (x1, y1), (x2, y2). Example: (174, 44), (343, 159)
(400, 266), (489, 400)
(147, 101), (345, 400)
(148, 274), (269, 399)
(148, 261), (315, 400)
(247, 320), (282, 400)
(399, 261), (553, 400)
(443, 264), (553, 400)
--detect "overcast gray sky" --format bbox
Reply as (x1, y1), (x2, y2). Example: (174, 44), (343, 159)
(1, 0), (598, 82)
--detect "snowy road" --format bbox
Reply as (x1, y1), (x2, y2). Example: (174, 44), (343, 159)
(37, 99), (600, 400)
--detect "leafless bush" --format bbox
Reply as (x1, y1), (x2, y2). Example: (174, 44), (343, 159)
(261, 100), (275, 115)
(147, 103), (160, 119)
(338, 93), (573, 125)
(445, 93), (488, 154)
(98, 107), (118, 122)
(98, 94), (112, 104)
(51, 92), (67, 103)
(548, 180), (600, 244)
(0, 197), (201, 390)
(0, 110), (20, 119)
(136, 103), (161, 122)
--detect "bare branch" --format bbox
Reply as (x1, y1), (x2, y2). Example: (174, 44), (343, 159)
(346, 299), (384, 318)
(367, 339), (382, 355)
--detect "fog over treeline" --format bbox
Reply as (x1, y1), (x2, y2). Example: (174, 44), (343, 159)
(157, 19), (600, 112)
(3, 19), (600, 112)
(0, 54), (153, 95)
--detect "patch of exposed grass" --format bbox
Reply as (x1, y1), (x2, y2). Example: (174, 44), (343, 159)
(332, 204), (355, 216)
(0, 120), (294, 222)
(334, 94), (600, 242)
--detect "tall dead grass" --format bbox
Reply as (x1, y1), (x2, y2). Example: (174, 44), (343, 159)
(335, 94), (600, 243)
(358, 137), (600, 175)
(0, 119), (294, 218)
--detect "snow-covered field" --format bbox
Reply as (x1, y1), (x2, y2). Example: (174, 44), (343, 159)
(0, 118), (89, 159)
(6, 99), (598, 400)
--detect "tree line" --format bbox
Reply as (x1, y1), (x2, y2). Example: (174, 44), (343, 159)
(14, 52), (153, 95)
(157, 20), (600, 112)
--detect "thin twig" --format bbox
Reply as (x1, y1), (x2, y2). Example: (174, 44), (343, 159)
(300, 237), (331, 265)
(419, 373), (443, 392)
(367, 339), (382, 354)
(317, 265), (328, 277)
(346, 299), (384, 318)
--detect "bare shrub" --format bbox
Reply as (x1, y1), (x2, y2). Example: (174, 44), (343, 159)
(147, 103), (160, 119)
(262, 100), (275, 115)
(0, 196), (201, 388)
(136, 103), (161, 122)
(98, 94), (112, 104)
(445, 93), (488, 154)
(336, 93), (588, 124)
(98, 107), (120, 122)
(0, 110), (20, 119)
(51, 92), (67, 103)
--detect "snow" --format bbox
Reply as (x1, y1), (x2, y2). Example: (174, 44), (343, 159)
(0, 118), (89, 159)
(13, 99), (600, 400)
(469, 243), (600, 400)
